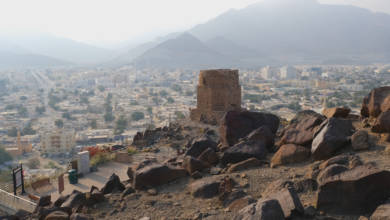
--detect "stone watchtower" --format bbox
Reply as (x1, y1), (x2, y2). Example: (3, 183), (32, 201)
(190, 69), (242, 124)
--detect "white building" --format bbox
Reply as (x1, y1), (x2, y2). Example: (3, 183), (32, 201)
(40, 129), (75, 154)
(279, 66), (299, 79)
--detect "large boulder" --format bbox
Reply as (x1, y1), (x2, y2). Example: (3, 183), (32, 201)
(100, 173), (125, 194)
(221, 140), (268, 165)
(185, 136), (217, 158)
(311, 118), (354, 160)
(271, 144), (310, 168)
(361, 86), (390, 118)
(372, 110), (390, 133)
(189, 176), (228, 198)
(197, 147), (218, 165)
(219, 111), (279, 147)
(370, 203), (390, 220)
(133, 163), (187, 189)
(316, 165), (390, 214)
(279, 110), (326, 147)
(235, 199), (285, 220)
(322, 107), (350, 118)
(266, 187), (304, 218)
(245, 126), (275, 151)
(351, 130), (371, 150)
(182, 156), (210, 175)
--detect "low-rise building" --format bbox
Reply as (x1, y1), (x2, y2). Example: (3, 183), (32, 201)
(40, 129), (75, 154)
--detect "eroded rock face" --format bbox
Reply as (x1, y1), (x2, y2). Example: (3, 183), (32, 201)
(322, 107), (350, 118)
(190, 69), (242, 124)
(219, 111), (279, 147)
(197, 147), (219, 165)
(316, 165), (390, 214)
(361, 86), (390, 118)
(316, 164), (349, 185)
(271, 144), (310, 168)
(279, 110), (326, 147)
(133, 164), (187, 189)
(235, 199), (285, 220)
(311, 118), (354, 160)
(372, 110), (390, 133)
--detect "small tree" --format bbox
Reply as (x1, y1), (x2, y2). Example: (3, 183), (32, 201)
(7, 127), (18, 137)
(35, 106), (46, 115)
(114, 115), (128, 135)
(55, 119), (64, 128)
(131, 111), (145, 121)
(0, 148), (12, 164)
(90, 119), (97, 129)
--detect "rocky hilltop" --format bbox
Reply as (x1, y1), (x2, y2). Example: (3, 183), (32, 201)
(4, 87), (390, 220)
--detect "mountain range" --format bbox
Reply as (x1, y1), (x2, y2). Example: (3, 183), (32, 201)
(2, 0), (390, 69)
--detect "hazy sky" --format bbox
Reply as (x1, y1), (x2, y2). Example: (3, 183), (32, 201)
(0, 0), (389, 47)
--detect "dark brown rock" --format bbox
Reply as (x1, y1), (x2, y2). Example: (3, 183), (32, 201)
(219, 110), (279, 147)
(227, 157), (263, 173)
(183, 156), (209, 175)
(197, 147), (218, 165)
(133, 163), (187, 189)
(316, 164), (349, 185)
(221, 140), (268, 165)
(319, 154), (362, 170)
(100, 173), (125, 194)
(316, 165), (390, 214)
(372, 110), (390, 133)
(235, 199), (285, 220)
(322, 107), (351, 118)
(361, 86), (390, 118)
(266, 187), (304, 218)
(87, 188), (105, 205)
(37, 195), (51, 207)
(185, 136), (217, 158)
(61, 192), (86, 209)
(351, 130), (370, 150)
(245, 126), (275, 151)
(370, 203), (390, 220)
(279, 110), (326, 147)
(271, 144), (310, 168)
(189, 176), (229, 198)
(311, 118), (354, 160)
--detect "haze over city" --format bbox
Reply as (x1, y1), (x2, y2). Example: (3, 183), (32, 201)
(1, 0), (390, 219)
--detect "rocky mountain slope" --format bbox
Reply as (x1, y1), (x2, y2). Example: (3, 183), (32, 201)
(5, 86), (390, 220)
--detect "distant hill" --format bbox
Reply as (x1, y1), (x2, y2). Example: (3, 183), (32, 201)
(0, 51), (69, 69)
(1, 33), (114, 65)
(188, 0), (390, 65)
(126, 0), (390, 68)
(133, 33), (234, 69)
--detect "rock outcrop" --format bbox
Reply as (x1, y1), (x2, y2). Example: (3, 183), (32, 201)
(219, 111), (279, 147)
(361, 86), (390, 118)
(278, 110), (326, 147)
(316, 165), (390, 214)
(271, 144), (310, 167)
(311, 118), (354, 160)
(133, 163), (187, 189)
